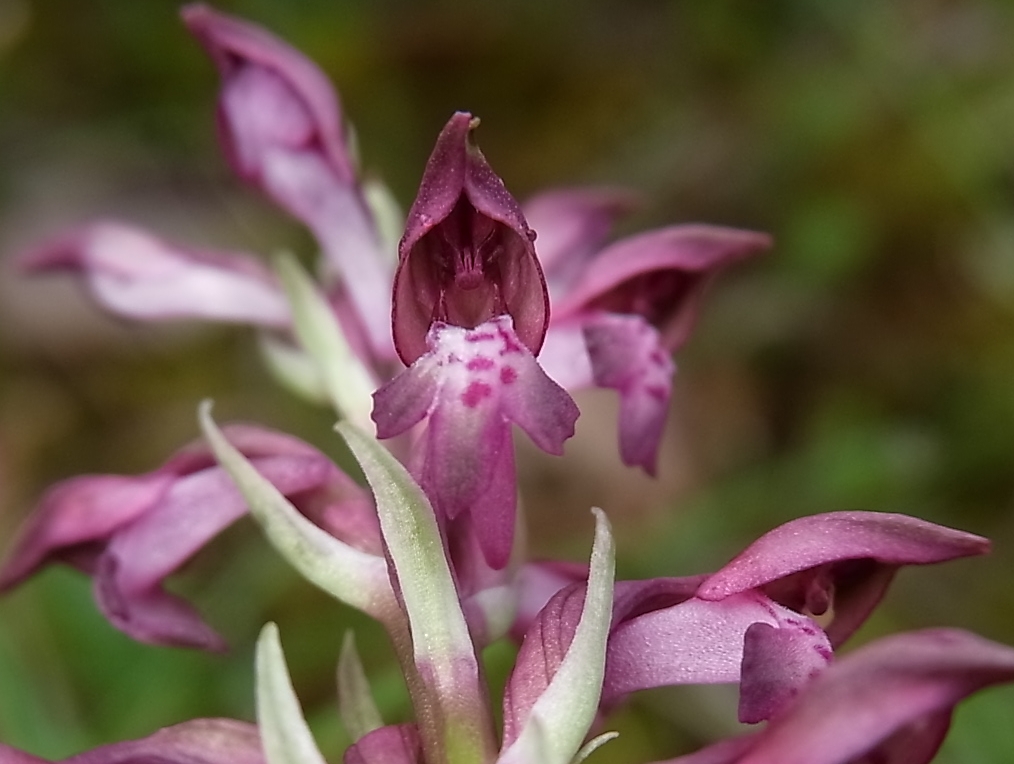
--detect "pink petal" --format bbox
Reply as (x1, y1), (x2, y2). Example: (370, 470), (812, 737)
(738, 622), (831, 724)
(182, 4), (392, 357)
(20, 222), (289, 326)
(371, 356), (440, 440)
(2, 423), (369, 650)
(703, 629), (1014, 764)
(95, 455), (338, 650)
(343, 724), (423, 764)
(554, 225), (771, 351)
(582, 312), (675, 474)
(0, 745), (48, 764)
(650, 736), (759, 764)
(0, 473), (172, 589)
(162, 423), (324, 475)
(421, 371), (515, 567)
(504, 575), (703, 740)
(392, 113), (549, 364)
(537, 318), (594, 391)
(61, 718), (263, 764)
(503, 582), (586, 747)
(511, 560), (589, 640)
(522, 186), (638, 289)
(696, 511), (990, 645)
(604, 592), (831, 717)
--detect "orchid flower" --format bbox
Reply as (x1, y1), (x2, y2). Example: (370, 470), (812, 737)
(531, 189), (772, 474)
(0, 423), (381, 650)
(373, 112), (579, 571)
(6, 6), (1014, 764)
(513, 510), (989, 725)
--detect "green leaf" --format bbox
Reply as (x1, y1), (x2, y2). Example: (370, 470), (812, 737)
(198, 401), (394, 619)
(337, 422), (497, 764)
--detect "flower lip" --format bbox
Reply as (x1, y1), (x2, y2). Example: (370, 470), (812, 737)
(392, 112), (549, 365)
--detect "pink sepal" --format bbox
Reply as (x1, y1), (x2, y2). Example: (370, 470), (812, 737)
(21, 222), (289, 327)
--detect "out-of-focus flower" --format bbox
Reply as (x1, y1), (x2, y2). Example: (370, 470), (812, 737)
(20, 222), (292, 328)
(533, 192), (771, 473)
(0, 719), (263, 764)
(374, 113), (578, 570)
(182, 3), (394, 359)
(657, 629), (1014, 764)
(0, 425), (376, 650)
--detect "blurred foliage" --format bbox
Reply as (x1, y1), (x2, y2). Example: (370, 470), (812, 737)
(1, 0), (1014, 762)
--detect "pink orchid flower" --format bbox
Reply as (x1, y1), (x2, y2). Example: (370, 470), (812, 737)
(509, 510), (988, 727)
(373, 113), (579, 570)
(0, 425), (375, 650)
(531, 188), (771, 474)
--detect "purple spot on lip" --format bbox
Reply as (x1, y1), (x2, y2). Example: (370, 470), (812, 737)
(497, 325), (525, 355)
(467, 356), (495, 371)
(466, 331), (496, 343)
(500, 366), (517, 384)
(461, 381), (493, 407)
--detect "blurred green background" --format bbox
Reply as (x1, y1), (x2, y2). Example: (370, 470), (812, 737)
(2, 0), (1014, 761)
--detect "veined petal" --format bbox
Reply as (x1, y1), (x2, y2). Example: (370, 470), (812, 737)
(182, 4), (393, 358)
(500, 509), (615, 764)
(696, 511), (990, 645)
(20, 222), (289, 327)
(511, 560), (589, 640)
(392, 113), (548, 364)
(554, 225), (771, 352)
(603, 591), (831, 722)
(582, 312), (675, 474)
(60, 719), (264, 764)
(343, 725), (423, 764)
(737, 622), (832, 724)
